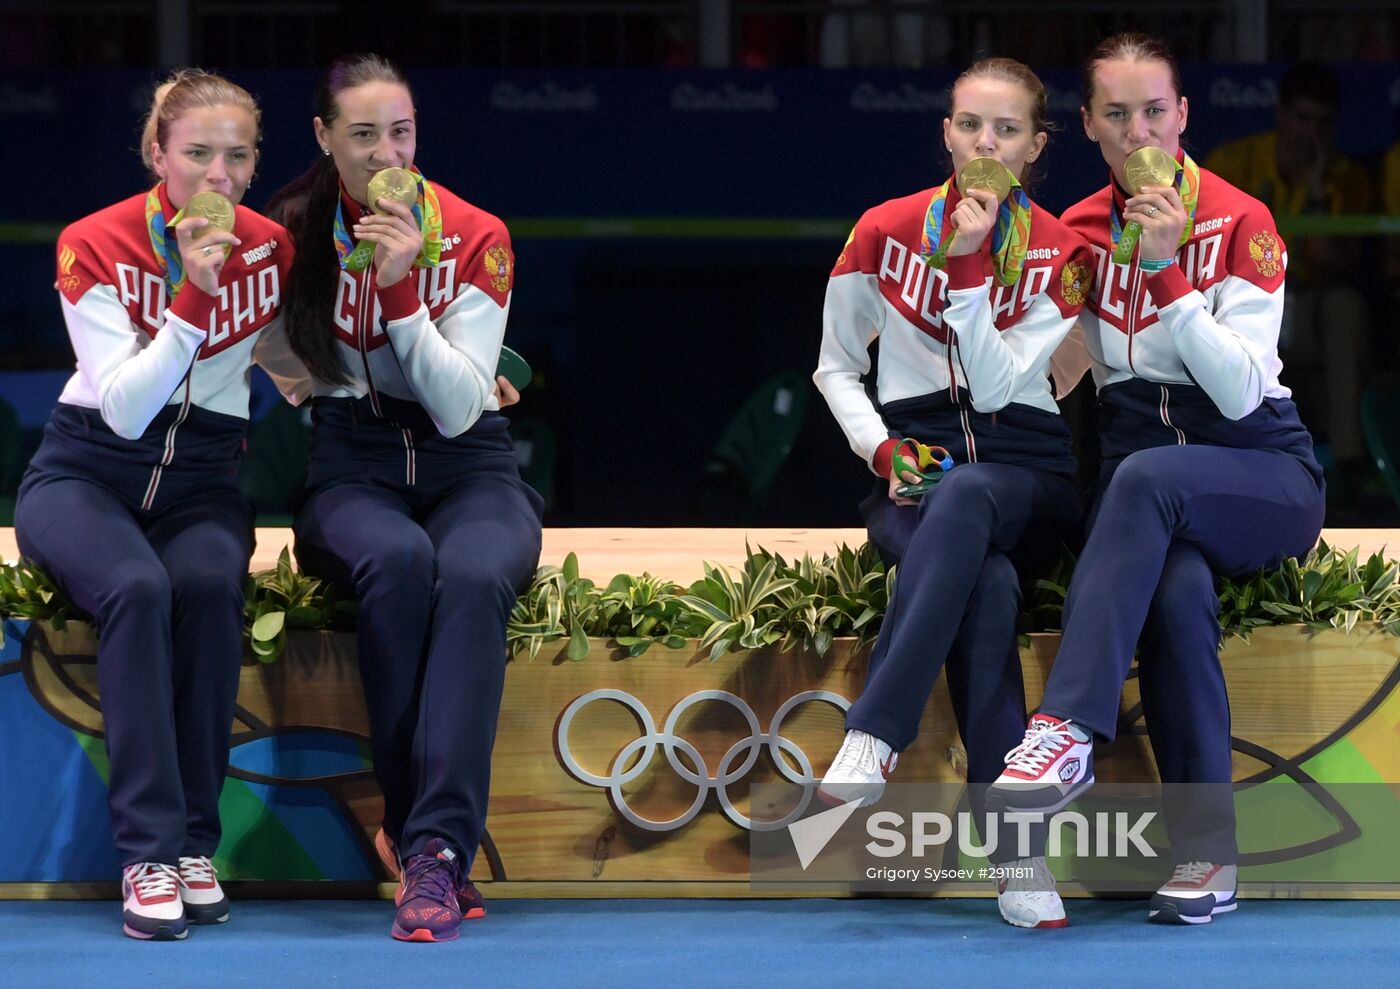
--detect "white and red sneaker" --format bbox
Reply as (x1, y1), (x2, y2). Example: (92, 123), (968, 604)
(178, 855), (230, 924)
(1149, 862), (1238, 925)
(121, 862), (187, 940)
(817, 730), (897, 808)
(996, 856), (1068, 929)
(988, 715), (1094, 813)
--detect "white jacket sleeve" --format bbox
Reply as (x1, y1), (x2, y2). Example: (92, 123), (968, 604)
(378, 277), (504, 438)
(1146, 219), (1284, 421)
(814, 270), (890, 472)
(929, 246), (1091, 412)
(61, 284), (207, 440)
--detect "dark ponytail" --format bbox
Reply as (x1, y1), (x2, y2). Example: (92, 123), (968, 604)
(266, 155), (350, 386)
(264, 52), (410, 388)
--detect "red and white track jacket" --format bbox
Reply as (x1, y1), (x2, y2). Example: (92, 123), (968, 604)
(53, 184), (309, 440)
(1058, 166), (1292, 421)
(815, 184), (1092, 477)
(312, 182), (513, 438)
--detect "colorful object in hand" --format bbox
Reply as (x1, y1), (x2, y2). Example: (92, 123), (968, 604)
(919, 169), (1033, 287)
(892, 440), (956, 499)
(333, 167), (444, 273)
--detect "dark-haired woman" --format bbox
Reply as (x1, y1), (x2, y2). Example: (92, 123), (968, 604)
(813, 57), (1092, 929)
(988, 33), (1325, 926)
(15, 71), (309, 940)
(266, 53), (541, 943)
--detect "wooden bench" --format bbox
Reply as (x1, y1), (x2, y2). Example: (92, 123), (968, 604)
(5, 528), (1395, 581)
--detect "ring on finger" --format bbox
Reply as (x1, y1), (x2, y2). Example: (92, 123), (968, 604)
(1146, 206), (1159, 216)
(202, 245), (214, 255)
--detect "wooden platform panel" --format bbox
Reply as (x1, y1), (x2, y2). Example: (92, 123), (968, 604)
(4, 527), (1395, 582)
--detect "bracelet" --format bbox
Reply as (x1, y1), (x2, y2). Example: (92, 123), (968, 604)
(1138, 256), (1177, 273)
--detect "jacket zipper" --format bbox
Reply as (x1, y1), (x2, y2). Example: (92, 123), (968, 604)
(141, 372), (194, 512)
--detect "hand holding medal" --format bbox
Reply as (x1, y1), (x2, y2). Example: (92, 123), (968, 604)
(354, 167), (425, 288)
(947, 157), (1013, 257)
(1112, 147), (1178, 264)
(174, 191), (240, 296)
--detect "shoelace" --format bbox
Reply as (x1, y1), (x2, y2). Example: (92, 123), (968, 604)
(178, 856), (216, 886)
(127, 862), (180, 901)
(402, 855), (458, 905)
(1003, 720), (1073, 774)
(830, 732), (879, 776)
(1169, 861), (1216, 885)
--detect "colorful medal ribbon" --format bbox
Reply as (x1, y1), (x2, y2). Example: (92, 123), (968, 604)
(333, 168), (444, 273)
(919, 176), (1033, 287)
(1110, 151), (1201, 261)
(145, 184), (188, 298)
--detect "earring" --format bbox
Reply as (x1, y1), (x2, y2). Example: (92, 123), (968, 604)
(322, 147), (331, 156)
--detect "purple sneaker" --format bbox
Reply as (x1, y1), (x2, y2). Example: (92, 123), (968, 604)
(391, 840), (463, 943)
(458, 878), (486, 920)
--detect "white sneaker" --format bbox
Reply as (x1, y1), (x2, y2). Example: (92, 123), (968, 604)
(121, 862), (188, 940)
(996, 856), (1068, 929)
(1149, 862), (1238, 925)
(817, 730), (897, 808)
(178, 855), (230, 924)
(988, 715), (1095, 813)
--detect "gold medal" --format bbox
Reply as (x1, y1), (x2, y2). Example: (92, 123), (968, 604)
(1123, 147), (1178, 195)
(367, 167), (419, 215)
(183, 191), (236, 236)
(955, 157), (1013, 204)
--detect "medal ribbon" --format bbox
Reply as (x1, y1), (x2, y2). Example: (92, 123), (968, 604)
(333, 167), (444, 273)
(144, 184), (189, 298)
(1110, 151), (1201, 262)
(919, 176), (1033, 287)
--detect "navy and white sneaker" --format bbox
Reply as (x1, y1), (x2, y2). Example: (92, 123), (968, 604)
(121, 862), (187, 941)
(987, 715), (1094, 813)
(817, 730), (897, 808)
(1149, 862), (1238, 925)
(178, 856), (229, 924)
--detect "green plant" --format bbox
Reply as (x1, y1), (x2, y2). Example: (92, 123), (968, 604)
(1217, 540), (1400, 640)
(592, 572), (691, 657)
(505, 552), (603, 661)
(750, 543), (892, 657)
(5, 540), (1399, 662)
(244, 548), (356, 662)
(679, 556), (797, 661)
(0, 560), (79, 646)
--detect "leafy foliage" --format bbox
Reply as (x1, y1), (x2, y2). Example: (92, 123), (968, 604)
(244, 548), (357, 662)
(4, 540), (1398, 661)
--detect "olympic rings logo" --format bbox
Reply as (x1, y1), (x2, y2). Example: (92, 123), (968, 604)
(556, 688), (851, 833)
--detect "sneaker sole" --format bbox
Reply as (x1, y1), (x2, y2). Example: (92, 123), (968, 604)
(1149, 899), (1238, 925)
(1004, 914), (1070, 930)
(391, 923), (460, 943)
(988, 773), (1095, 815)
(123, 920), (189, 941)
(815, 781), (885, 809)
(462, 905), (486, 920)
